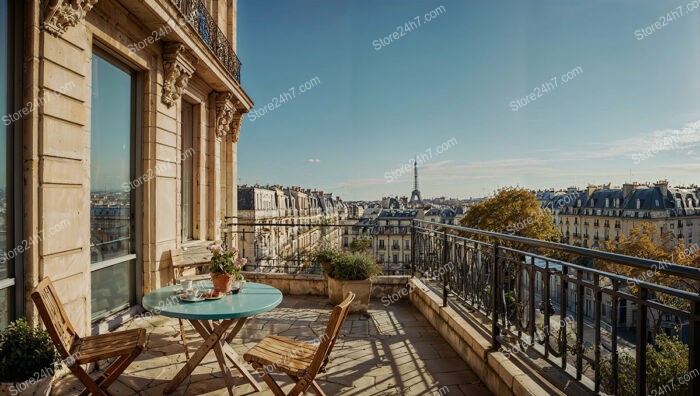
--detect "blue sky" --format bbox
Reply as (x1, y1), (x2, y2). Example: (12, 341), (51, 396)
(237, 0), (700, 200)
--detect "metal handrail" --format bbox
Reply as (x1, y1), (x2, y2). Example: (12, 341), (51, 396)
(412, 219), (700, 396)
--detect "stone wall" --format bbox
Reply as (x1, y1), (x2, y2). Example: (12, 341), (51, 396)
(241, 272), (412, 301)
(21, 0), (251, 334)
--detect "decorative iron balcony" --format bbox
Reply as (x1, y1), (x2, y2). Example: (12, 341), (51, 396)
(171, 0), (242, 83)
(412, 219), (700, 395)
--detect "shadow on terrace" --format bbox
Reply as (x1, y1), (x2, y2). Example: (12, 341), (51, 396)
(53, 219), (700, 395)
(52, 294), (489, 395)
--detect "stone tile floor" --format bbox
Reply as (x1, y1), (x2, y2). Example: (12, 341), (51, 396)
(52, 296), (491, 395)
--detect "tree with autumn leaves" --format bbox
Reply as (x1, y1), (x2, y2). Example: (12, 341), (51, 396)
(459, 187), (560, 244)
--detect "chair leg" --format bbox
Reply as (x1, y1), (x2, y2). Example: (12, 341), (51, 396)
(310, 380), (327, 396)
(178, 318), (190, 359)
(72, 364), (109, 396)
(251, 362), (286, 396)
(286, 374), (314, 396)
(95, 350), (141, 390)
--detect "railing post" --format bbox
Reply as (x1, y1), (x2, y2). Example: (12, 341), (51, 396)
(690, 300), (700, 395)
(442, 230), (448, 307)
(491, 242), (500, 349)
(635, 287), (648, 396)
(411, 223), (416, 278)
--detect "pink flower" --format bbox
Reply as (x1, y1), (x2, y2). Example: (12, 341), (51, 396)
(208, 244), (223, 252)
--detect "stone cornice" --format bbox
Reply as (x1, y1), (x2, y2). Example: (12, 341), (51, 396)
(43, 0), (98, 36)
(161, 42), (198, 108)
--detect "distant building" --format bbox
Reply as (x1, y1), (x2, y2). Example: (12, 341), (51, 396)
(236, 185), (347, 271)
(343, 208), (424, 275)
(548, 181), (700, 248)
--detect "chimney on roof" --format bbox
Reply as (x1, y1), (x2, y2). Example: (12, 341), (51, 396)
(655, 180), (669, 196)
(587, 184), (597, 197)
(622, 182), (637, 199)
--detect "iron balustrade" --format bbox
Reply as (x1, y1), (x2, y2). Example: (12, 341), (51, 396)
(220, 221), (411, 276)
(411, 219), (700, 396)
(170, 0), (242, 83)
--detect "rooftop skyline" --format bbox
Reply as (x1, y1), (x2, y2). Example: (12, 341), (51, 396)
(237, 0), (700, 200)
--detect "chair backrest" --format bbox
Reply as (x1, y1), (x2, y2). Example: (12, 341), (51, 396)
(169, 248), (184, 284)
(30, 277), (78, 358)
(307, 292), (355, 377)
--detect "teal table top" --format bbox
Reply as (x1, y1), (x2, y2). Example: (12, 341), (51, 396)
(142, 281), (283, 320)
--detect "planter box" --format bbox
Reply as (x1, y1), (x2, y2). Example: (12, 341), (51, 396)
(0, 373), (54, 396)
(328, 277), (371, 313)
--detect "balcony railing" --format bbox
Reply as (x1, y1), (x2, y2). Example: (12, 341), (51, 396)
(171, 0), (242, 83)
(411, 219), (700, 396)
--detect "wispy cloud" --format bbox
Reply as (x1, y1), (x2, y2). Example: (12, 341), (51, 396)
(306, 159), (321, 163)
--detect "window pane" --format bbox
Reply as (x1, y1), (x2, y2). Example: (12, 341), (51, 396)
(181, 102), (193, 241)
(0, 0), (8, 281)
(90, 54), (135, 321)
(90, 55), (133, 263)
(90, 260), (134, 321)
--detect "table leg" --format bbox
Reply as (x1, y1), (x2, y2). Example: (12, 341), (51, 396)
(201, 321), (236, 396)
(164, 319), (234, 394)
(221, 317), (263, 392)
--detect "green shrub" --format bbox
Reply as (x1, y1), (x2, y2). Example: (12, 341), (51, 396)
(314, 247), (339, 277)
(329, 253), (380, 281)
(0, 318), (61, 383)
(600, 332), (689, 395)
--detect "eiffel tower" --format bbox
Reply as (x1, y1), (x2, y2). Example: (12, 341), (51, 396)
(409, 157), (423, 206)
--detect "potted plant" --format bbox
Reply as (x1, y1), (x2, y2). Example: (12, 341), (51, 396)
(324, 252), (380, 313)
(208, 244), (247, 293)
(0, 318), (62, 396)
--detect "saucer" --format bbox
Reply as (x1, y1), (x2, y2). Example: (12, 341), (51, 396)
(178, 293), (204, 302)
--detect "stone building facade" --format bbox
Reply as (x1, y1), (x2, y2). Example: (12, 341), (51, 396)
(236, 185), (347, 271)
(547, 181), (700, 248)
(0, 0), (251, 334)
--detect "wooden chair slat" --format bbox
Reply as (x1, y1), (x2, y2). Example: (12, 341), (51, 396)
(243, 292), (356, 395)
(31, 277), (146, 395)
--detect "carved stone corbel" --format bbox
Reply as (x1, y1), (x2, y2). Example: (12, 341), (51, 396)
(161, 42), (198, 108)
(228, 110), (245, 143)
(215, 92), (235, 139)
(44, 0), (98, 36)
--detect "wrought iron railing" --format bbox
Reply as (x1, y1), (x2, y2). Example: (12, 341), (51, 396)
(170, 0), (242, 83)
(412, 219), (700, 396)
(221, 221), (411, 275)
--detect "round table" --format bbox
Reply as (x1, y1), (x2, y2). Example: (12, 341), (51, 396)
(142, 281), (283, 395)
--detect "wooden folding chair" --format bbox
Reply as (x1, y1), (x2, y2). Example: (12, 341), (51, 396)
(243, 292), (356, 396)
(31, 277), (146, 396)
(169, 248), (211, 359)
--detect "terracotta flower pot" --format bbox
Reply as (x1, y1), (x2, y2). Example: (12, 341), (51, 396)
(210, 272), (233, 293)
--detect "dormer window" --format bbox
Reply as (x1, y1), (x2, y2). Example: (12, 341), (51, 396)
(605, 198), (609, 208)
(636, 199), (641, 209)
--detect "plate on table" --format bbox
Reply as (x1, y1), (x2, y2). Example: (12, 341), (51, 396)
(203, 291), (223, 300)
(178, 293), (205, 303)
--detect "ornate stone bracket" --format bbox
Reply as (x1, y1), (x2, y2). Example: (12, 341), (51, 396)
(215, 92), (235, 139)
(228, 111), (244, 143)
(162, 42), (198, 108)
(44, 0), (98, 36)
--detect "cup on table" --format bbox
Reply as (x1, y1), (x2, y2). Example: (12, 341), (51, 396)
(180, 279), (193, 291)
(185, 288), (202, 299)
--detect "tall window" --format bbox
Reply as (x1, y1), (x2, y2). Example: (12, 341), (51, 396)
(181, 102), (194, 241)
(0, 0), (12, 328)
(90, 53), (137, 321)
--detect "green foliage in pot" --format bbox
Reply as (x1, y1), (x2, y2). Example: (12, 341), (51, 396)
(329, 252), (380, 281)
(314, 246), (339, 277)
(0, 318), (61, 383)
